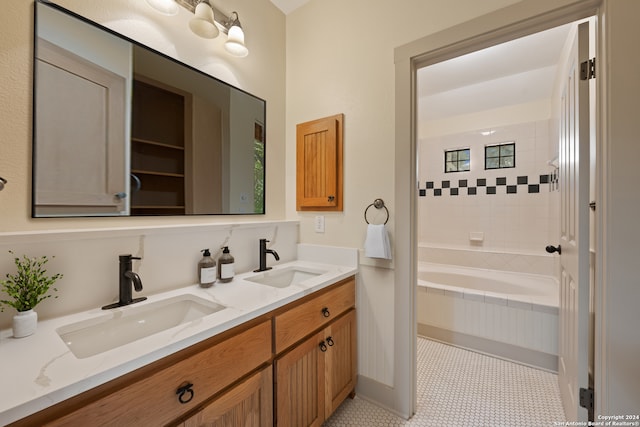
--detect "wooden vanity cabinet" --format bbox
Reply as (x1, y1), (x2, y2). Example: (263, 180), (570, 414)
(274, 277), (357, 427)
(14, 319), (272, 427)
(12, 276), (357, 427)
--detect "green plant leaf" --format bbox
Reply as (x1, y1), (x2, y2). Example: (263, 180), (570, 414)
(0, 251), (63, 312)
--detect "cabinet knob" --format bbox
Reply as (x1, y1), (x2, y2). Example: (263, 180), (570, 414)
(328, 195), (335, 202)
(114, 192), (127, 199)
(321, 307), (330, 318)
(319, 341), (328, 352)
(326, 336), (334, 347)
(176, 382), (194, 404)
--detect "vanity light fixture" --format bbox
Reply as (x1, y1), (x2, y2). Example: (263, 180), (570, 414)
(224, 12), (248, 57)
(189, 0), (219, 39)
(147, 0), (249, 57)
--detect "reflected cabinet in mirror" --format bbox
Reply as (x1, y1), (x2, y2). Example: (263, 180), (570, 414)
(33, 0), (265, 217)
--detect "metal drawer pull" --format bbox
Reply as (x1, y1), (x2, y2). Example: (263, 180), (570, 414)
(322, 307), (330, 317)
(176, 382), (194, 404)
(319, 341), (328, 352)
(326, 336), (334, 347)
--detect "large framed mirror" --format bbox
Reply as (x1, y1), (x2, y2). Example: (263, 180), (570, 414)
(32, 0), (266, 217)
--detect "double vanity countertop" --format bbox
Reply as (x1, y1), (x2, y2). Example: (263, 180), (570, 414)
(0, 253), (358, 425)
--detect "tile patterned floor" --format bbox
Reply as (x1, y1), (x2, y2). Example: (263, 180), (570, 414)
(323, 337), (566, 426)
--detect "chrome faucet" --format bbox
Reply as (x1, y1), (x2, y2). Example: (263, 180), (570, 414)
(254, 239), (280, 272)
(102, 254), (147, 309)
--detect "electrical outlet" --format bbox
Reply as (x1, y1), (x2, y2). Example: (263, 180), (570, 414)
(314, 215), (325, 233)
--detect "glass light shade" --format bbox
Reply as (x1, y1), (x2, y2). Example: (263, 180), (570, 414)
(225, 25), (249, 57)
(189, 2), (219, 39)
(145, 0), (179, 16)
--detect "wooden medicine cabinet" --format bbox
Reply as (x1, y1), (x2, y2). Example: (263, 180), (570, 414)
(296, 114), (344, 211)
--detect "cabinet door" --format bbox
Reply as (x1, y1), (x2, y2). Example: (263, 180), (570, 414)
(324, 309), (357, 418)
(296, 114), (343, 211)
(182, 366), (272, 427)
(275, 331), (325, 427)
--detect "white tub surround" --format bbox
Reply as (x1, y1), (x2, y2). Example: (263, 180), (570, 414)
(0, 244), (357, 425)
(417, 263), (558, 371)
(417, 120), (558, 257)
(418, 244), (555, 276)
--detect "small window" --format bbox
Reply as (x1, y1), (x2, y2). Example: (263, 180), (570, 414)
(485, 142), (515, 170)
(444, 148), (470, 173)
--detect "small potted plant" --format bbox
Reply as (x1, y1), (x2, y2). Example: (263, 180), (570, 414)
(0, 251), (62, 338)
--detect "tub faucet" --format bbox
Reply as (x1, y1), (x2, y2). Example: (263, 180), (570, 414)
(254, 239), (280, 272)
(102, 254), (147, 309)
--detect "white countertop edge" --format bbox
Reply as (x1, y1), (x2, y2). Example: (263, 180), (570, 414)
(0, 259), (357, 425)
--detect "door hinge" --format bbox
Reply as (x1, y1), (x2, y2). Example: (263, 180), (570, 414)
(580, 387), (595, 413)
(580, 387), (595, 421)
(581, 58), (596, 80)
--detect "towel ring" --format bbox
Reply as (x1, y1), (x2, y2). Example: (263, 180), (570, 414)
(364, 198), (389, 225)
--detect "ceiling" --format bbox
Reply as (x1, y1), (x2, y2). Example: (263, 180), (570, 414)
(268, 1), (576, 122)
(269, 0), (310, 14)
(418, 23), (575, 121)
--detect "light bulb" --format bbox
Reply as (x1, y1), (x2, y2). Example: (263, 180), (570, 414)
(225, 23), (248, 57)
(189, 2), (219, 39)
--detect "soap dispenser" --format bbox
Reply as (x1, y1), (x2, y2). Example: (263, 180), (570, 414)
(198, 249), (216, 288)
(217, 246), (235, 283)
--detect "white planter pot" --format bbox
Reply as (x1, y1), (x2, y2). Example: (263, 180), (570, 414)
(13, 309), (38, 338)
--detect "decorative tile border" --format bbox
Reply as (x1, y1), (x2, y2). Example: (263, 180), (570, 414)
(419, 173), (557, 197)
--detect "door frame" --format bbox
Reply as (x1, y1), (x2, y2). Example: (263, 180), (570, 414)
(393, 0), (601, 419)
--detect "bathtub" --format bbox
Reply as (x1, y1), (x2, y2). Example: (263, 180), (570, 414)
(417, 263), (559, 371)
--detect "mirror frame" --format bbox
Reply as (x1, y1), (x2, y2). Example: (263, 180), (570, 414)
(32, 0), (267, 217)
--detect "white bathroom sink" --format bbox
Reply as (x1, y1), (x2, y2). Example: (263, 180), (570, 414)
(245, 266), (327, 288)
(57, 294), (225, 359)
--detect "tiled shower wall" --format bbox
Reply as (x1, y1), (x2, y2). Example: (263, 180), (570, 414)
(418, 120), (559, 273)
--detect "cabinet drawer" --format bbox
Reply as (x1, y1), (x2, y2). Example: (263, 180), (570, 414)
(275, 277), (354, 354)
(46, 320), (272, 427)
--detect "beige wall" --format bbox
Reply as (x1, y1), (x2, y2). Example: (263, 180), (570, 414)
(285, 0), (520, 244)
(0, 0), (286, 231)
(285, 0), (523, 414)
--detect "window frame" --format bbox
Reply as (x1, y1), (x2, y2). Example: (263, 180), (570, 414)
(444, 147), (471, 173)
(484, 141), (516, 170)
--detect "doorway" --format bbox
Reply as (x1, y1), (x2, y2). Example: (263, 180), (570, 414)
(393, 1), (599, 421)
(414, 18), (594, 421)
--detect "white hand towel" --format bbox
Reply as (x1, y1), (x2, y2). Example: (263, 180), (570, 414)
(364, 224), (392, 259)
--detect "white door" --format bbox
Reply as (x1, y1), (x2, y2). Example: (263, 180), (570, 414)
(556, 21), (591, 421)
(34, 38), (127, 216)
